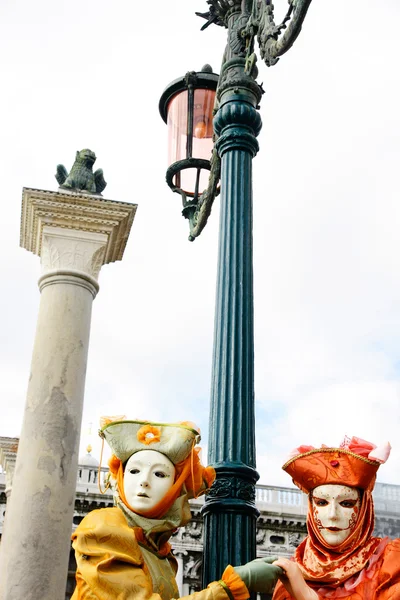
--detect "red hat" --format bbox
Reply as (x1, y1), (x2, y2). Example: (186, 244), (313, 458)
(282, 436), (391, 493)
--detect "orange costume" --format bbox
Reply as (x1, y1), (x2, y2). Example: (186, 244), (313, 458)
(71, 419), (249, 600)
(272, 437), (400, 600)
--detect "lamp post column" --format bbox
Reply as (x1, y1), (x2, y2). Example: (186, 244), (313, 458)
(202, 51), (262, 583)
(0, 187), (136, 600)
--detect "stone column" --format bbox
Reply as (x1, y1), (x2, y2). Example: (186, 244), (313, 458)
(0, 188), (137, 600)
(174, 552), (185, 596)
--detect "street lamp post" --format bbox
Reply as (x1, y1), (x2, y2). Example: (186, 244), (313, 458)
(160, 0), (313, 586)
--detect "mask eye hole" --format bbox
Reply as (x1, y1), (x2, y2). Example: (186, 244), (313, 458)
(340, 499), (358, 508)
(313, 498), (328, 507)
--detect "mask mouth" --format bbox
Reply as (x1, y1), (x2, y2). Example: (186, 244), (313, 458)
(325, 527), (342, 531)
(137, 492), (149, 498)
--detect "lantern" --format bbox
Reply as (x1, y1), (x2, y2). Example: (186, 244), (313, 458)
(159, 65), (218, 217)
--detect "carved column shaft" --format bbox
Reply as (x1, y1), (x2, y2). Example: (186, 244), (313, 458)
(0, 228), (104, 600)
(202, 48), (262, 584)
(0, 188), (136, 600)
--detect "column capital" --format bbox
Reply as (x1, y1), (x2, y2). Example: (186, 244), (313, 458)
(20, 187), (137, 265)
(38, 227), (107, 296)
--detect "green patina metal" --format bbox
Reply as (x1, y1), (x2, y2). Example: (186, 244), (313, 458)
(201, 54), (262, 585)
(188, 0), (313, 241)
(55, 149), (107, 195)
(189, 0), (314, 587)
(160, 0), (313, 586)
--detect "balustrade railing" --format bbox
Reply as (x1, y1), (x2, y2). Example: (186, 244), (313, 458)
(254, 483), (400, 516)
(2, 469), (400, 516)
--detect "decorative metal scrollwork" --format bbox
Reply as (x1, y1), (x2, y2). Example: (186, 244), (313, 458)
(189, 0), (313, 240)
(207, 476), (256, 502)
(197, 0), (313, 66)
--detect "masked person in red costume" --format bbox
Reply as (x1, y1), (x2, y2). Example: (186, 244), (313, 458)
(272, 436), (400, 600)
(71, 418), (283, 600)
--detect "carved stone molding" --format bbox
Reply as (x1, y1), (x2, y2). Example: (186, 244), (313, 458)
(41, 227), (107, 281)
(257, 515), (307, 530)
(20, 187), (137, 264)
(288, 533), (303, 548)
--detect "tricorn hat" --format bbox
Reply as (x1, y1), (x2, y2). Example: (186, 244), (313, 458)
(99, 418), (201, 465)
(282, 436), (391, 493)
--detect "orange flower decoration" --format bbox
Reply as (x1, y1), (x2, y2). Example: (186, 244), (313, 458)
(137, 425), (161, 445)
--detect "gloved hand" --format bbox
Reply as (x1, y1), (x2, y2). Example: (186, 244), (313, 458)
(233, 557), (284, 594)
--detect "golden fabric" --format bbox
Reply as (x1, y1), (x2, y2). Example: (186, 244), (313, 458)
(71, 507), (246, 600)
(139, 545), (180, 600)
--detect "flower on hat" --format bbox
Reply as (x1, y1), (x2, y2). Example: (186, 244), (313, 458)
(137, 425), (161, 445)
(368, 442), (391, 464)
(287, 445), (316, 460)
(340, 436), (391, 464)
(340, 435), (376, 457)
(287, 437), (391, 465)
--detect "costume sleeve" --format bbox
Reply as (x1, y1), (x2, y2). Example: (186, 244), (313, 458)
(71, 508), (245, 600)
(179, 565), (248, 600)
(376, 539), (400, 599)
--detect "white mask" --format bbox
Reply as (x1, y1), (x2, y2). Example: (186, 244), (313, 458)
(311, 484), (360, 546)
(123, 450), (176, 512)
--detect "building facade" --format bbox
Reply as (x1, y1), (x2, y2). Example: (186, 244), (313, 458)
(1, 438), (400, 599)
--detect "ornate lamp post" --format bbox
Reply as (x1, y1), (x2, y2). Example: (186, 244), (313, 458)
(160, 0), (313, 586)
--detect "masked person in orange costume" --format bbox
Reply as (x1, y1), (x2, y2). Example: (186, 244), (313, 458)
(271, 436), (400, 600)
(71, 418), (282, 600)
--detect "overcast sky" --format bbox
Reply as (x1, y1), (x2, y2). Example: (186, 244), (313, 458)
(1, 0), (400, 488)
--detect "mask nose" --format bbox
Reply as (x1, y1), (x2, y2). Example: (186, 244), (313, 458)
(139, 475), (150, 488)
(328, 501), (339, 520)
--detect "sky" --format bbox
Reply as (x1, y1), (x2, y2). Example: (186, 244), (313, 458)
(1, 0), (400, 488)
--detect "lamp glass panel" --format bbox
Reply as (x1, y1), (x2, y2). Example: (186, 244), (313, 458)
(167, 88), (215, 196)
(167, 90), (188, 166)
